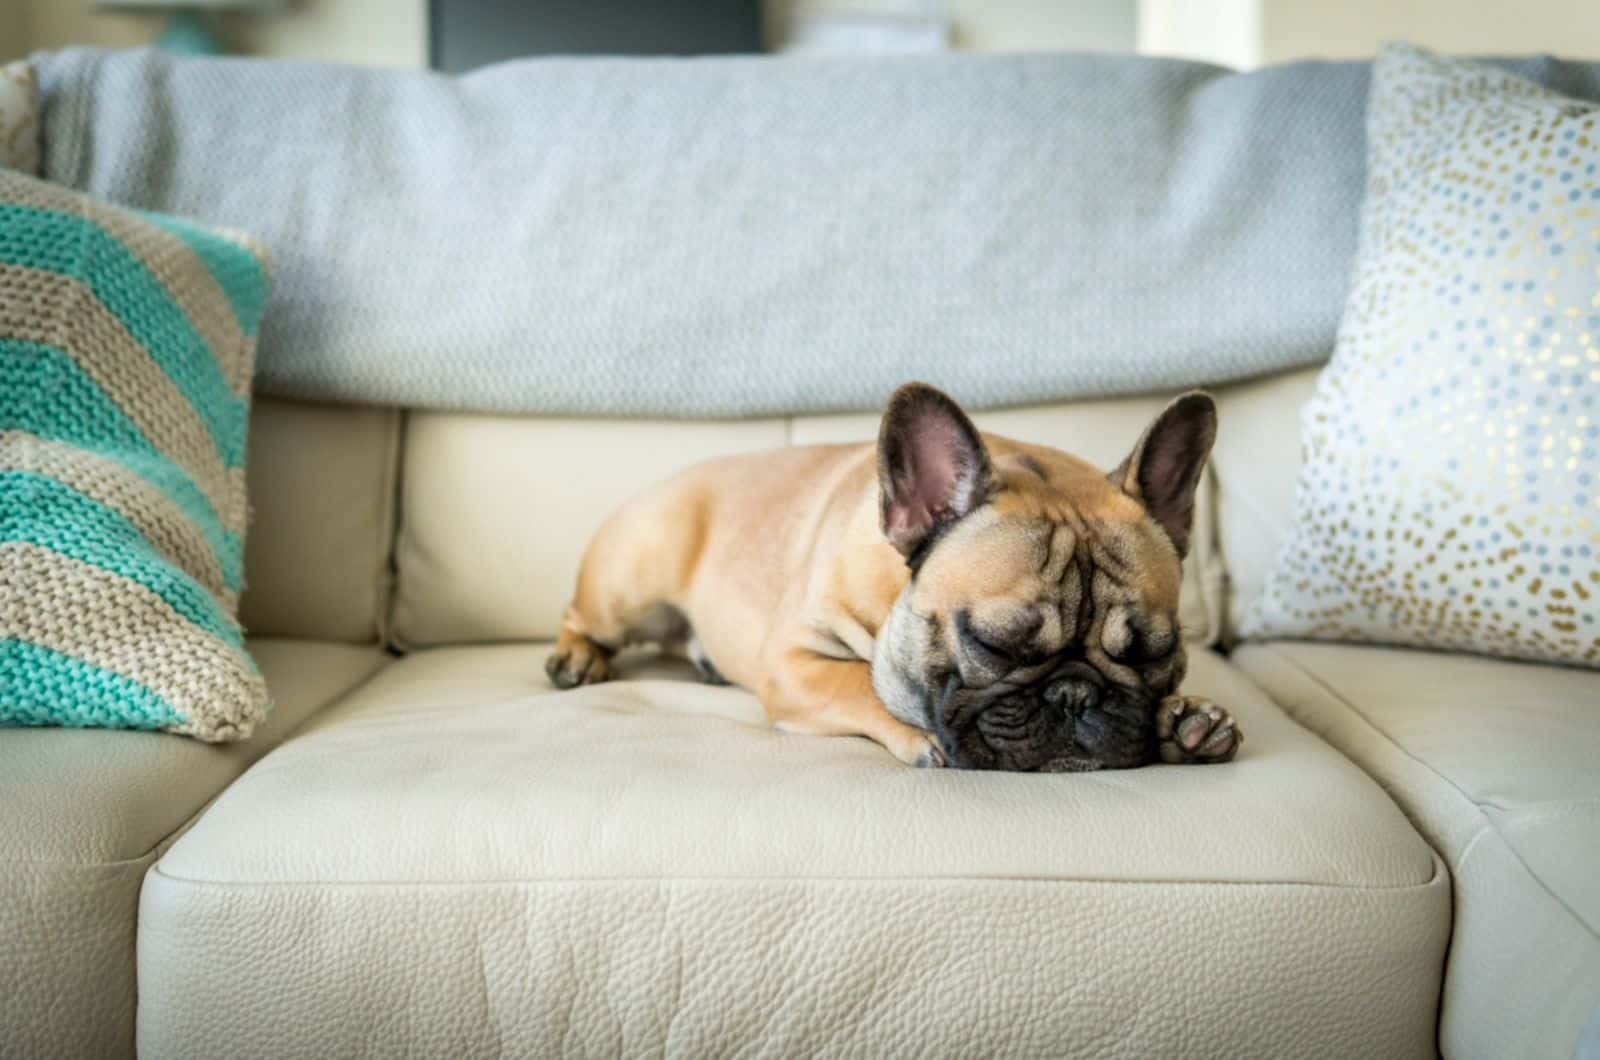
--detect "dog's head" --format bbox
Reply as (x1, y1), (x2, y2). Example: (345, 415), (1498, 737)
(870, 383), (1217, 772)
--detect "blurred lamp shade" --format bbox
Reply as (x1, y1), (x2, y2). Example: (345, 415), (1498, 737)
(97, 0), (284, 55)
(98, 0), (284, 8)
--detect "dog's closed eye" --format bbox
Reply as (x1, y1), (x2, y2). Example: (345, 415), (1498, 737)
(956, 609), (1041, 664)
(1102, 611), (1175, 666)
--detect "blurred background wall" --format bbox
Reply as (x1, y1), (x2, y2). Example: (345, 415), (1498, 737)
(2, 0), (1598, 69)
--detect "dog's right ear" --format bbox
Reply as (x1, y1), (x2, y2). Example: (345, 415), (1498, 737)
(877, 383), (993, 562)
(1110, 391), (1217, 559)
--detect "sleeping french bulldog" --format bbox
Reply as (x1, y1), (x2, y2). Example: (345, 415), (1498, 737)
(547, 382), (1240, 771)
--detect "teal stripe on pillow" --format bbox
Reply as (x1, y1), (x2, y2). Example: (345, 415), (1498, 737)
(0, 338), (242, 590)
(0, 202), (247, 467)
(0, 471), (243, 648)
(0, 639), (185, 730)
(0, 168), (271, 741)
(143, 212), (269, 337)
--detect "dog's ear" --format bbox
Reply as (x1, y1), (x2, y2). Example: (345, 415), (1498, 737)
(878, 383), (993, 560)
(1111, 391), (1217, 558)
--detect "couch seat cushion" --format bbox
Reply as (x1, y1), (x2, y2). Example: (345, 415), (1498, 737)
(140, 646), (1447, 1058)
(0, 638), (388, 1060)
(1233, 641), (1600, 1060)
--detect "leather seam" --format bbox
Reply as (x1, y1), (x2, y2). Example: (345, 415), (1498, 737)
(1478, 795), (1600, 815)
(144, 861), (1445, 891)
(1451, 821), (1600, 944)
(373, 408), (403, 650)
(1258, 644), (1485, 815)
(5, 853), (157, 871)
(1254, 642), (1600, 939)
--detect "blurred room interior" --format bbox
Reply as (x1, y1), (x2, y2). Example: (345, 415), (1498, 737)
(4, 0), (1598, 68)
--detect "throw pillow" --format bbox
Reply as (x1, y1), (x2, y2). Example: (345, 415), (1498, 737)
(0, 168), (273, 738)
(1247, 44), (1600, 668)
(0, 61), (39, 175)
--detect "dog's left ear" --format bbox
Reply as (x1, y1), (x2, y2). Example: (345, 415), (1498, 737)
(1111, 391), (1217, 558)
(878, 382), (993, 560)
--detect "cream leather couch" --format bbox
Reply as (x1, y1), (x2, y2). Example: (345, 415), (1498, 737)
(3, 372), (1596, 1059)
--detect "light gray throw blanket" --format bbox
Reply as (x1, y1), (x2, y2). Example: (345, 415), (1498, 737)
(29, 47), (1600, 416)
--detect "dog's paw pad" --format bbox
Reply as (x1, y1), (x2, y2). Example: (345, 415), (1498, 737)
(544, 639), (611, 689)
(1156, 695), (1241, 764)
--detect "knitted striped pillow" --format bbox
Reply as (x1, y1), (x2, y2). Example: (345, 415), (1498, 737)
(0, 169), (272, 741)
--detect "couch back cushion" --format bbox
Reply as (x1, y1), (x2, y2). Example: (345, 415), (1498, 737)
(238, 398), (399, 644)
(1212, 368), (1318, 641)
(391, 395), (1224, 649)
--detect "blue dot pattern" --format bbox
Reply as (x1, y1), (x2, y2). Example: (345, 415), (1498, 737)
(1250, 46), (1600, 668)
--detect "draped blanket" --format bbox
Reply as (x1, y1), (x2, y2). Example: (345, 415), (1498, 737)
(29, 47), (1600, 416)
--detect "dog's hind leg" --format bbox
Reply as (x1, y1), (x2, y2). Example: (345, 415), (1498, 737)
(686, 636), (730, 685)
(544, 479), (706, 689)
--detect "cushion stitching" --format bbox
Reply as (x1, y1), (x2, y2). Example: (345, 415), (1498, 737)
(5, 852), (159, 872)
(1259, 645), (1494, 819)
(144, 857), (1446, 892)
(374, 409), (402, 647)
(1483, 797), (1600, 816)
(1452, 816), (1600, 944)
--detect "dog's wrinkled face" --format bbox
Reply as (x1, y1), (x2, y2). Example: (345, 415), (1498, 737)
(871, 384), (1217, 772)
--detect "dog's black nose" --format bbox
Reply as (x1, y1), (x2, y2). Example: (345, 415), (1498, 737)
(1044, 675), (1101, 716)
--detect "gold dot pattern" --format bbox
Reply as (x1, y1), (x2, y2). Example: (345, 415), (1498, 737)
(1249, 45), (1600, 668)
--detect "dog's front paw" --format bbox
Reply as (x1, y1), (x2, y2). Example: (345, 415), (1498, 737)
(544, 634), (612, 689)
(891, 728), (947, 769)
(1155, 695), (1241, 764)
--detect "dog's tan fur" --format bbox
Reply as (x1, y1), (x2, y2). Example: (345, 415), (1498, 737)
(549, 384), (1239, 769)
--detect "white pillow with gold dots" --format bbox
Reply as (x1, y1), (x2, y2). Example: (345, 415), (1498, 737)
(0, 60), (40, 175)
(1247, 44), (1600, 668)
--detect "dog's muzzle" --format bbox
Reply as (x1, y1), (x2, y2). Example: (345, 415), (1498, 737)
(931, 664), (1151, 772)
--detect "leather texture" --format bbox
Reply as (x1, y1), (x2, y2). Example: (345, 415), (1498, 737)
(0, 640), (387, 1060)
(1211, 367), (1319, 642)
(139, 645), (1447, 1058)
(392, 395), (1224, 649)
(238, 398), (400, 643)
(1233, 641), (1600, 1060)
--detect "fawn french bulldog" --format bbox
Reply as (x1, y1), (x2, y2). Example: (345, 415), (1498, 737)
(547, 383), (1240, 771)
